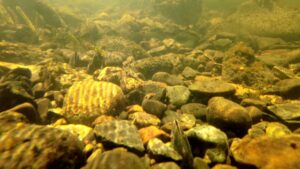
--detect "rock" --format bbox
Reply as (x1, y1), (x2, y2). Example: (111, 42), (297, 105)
(193, 157), (210, 169)
(142, 99), (167, 118)
(0, 125), (85, 169)
(171, 120), (193, 169)
(92, 115), (115, 126)
(4, 102), (41, 124)
(207, 97), (252, 136)
(147, 138), (182, 161)
(142, 81), (167, 101)
(248, 122), (291, 138)
(188, 77), (236, 98)
(63, 80), (125, 125)
(182, 67), (199, 80)
(0, 68), (35, 112)
(240, 98), (267, 110)
(186, 124), (228, 163)
(254, 36), (286, 50)
(246, 106), (264, 124)
(152, 72), (184, 86)
(0, 111), (28, 135)
(162, 110), (196, 132)
(181, 103), (207, 121)
(222, 43), (277, 88)
(212, 164), (238, 169)
(131, 56), (173, 79)
(82, 149), (150, 169)
(272, 65), (295, 80)
(152, 162), (181, 169)
(129, 111), (161, 128)
(270, 78), (300, 99)
(166, 85), (190, 107)
(212, 38), (232, 50)
(94, 120), (144, 152)
(231, 135), (300, 169)
(54, 124), (93, 142)
(267, 101), (300, 122)
(180, 103), (207, 121)
(139, 126), (170, 144)
(256, 49), (300, 67)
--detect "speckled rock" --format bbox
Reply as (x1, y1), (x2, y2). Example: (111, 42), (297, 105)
(142, 99), (167, 118)
(139, 126), (170, 144)
(151, 162), (181, 169)
(181, 103), (207, 121)
(82, 149), (150, 169)
(63, 80), (125, 125)
(207, 97), (252, 136)
(162, 110), (196, 132)
(147, 138), (182, 161)
(231, 135), (300, 169)
(129, 111), (161, 128)
(131, 56), (173, 79)
(0, 125), (85, 169)
(186, 124), (228, 163)
(94, 120), (144, 152)
(152, 72), (184, 86)
(166, 85), (190, 107)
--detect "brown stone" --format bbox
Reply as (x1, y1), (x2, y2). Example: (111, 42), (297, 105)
(139, 126), (170, 144)
(231, 135), (300, 169)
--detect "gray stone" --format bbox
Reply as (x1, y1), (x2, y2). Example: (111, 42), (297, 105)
(147, 138), (182, 161)
(166, 85), (190, 107)
(142, 99), (167, 118)
(152, 72), (184, 86)
(181, 103), (207, 121)
(182, 67), (199, 80)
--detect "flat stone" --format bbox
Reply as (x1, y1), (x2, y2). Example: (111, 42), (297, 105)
(152, 72), (184, 86)
(147, 138), (182, 161)
(129, 111), (161, 128)
(142, 99), (167, 118)
(94, 120), (144, 152)
(231, 135), (300, 169)
(189, 78), (235, 97)
(181, 103), (207, 121)
(139, 126), (170, 144)
(268, 102), (300, 121)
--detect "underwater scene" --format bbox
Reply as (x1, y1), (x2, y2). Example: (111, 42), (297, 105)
(1, 0), (300, 168)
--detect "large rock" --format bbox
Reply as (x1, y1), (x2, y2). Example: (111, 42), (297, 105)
(267, 102), (300, 122)
(63, 80), (125, 125)
(269, 78), (300, 99)
(231, 135), (300, 169)
(207, 97), (252, 136)
(0, 125), (85, 169)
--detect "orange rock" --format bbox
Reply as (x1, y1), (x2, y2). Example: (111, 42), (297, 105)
(138, 126), (170, 144)
(231, 135), (300, 169)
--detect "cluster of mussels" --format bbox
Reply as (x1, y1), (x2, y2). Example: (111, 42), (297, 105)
(1, 0), (300, 169)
